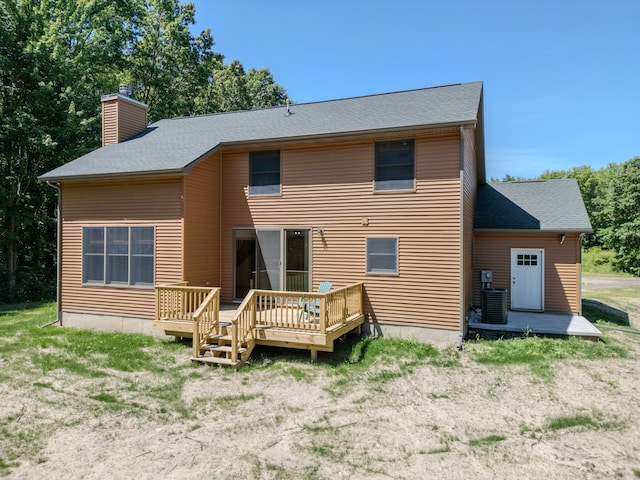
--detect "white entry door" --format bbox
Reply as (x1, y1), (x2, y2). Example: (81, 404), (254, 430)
(511, 249), (544, 311)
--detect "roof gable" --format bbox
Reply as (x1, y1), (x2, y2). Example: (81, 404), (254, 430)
(40, 81), (483, 181)
(474, 179), (593, 233)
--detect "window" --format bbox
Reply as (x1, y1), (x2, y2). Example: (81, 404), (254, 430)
(83, 227), (105, 283)
(374, 139), (415, 191)
(249, 150), (280, 195)
(517, 254), (538, 266)
(366, 237), (398, 275)
(107, 227), (129, 284)
(82, 226), (154, 286)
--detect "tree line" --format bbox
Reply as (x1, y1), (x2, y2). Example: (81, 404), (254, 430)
(0, 0), (288, 303)
(494, 157), (640, 277)
(2, 1), (637, 303)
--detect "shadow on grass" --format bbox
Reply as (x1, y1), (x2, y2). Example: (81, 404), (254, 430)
(0, 300), (55, 317)
(241, 334), (365, 369)
(582, 299), (630, 327)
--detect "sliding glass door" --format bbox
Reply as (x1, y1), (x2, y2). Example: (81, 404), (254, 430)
(233, 228), (310, 300)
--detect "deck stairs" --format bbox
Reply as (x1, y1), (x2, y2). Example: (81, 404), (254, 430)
(193, 321), (254, 367)
(156, 283), (365, 368)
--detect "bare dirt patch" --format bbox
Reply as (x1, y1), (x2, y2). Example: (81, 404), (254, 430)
(3, 330), (640, 480)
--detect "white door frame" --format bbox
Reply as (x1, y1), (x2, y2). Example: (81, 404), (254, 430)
(510, 248), (544, 312)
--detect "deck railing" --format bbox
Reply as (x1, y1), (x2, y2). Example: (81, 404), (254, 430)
(232, 282), (364, 337)
(325, 283), (364, 331)
(230, 290), (258, 362)
(155, 283), (215, 321)
(192, 288), (221, 358)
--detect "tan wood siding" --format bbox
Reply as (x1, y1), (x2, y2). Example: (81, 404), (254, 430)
(462, 128), (478, 330)
(473, 232), (581, 313)
(183, 152), (221, 287)
(101, 96), (148, 146)
(221, 133), (463, 330)
(60, 179), (184, 319)
(101, 99), (118, 146)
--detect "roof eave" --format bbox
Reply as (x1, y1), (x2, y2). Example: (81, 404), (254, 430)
(474, 228), (594, 234)
(218, 120), (479, 148)
(39, 117), (480, 182)
(38, 168), (186, 183)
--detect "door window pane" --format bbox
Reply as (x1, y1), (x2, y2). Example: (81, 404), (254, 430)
(256, 230), (281, 290)
(285, 230), (309, 292)
(235, 231), (257, 299)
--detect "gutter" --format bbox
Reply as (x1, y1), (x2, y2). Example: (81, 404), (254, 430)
(45, 181), (62, 325)
(38, 169), (186, 184)
(473, 228), (593, 234)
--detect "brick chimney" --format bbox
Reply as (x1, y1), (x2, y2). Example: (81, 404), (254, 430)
(101, 85), (148, 146)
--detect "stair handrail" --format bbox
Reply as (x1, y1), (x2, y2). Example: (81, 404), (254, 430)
(230, 290), (257, 363)
(192, 287), (221, 359)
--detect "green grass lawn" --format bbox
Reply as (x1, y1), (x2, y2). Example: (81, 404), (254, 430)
(0, 298), (636, 476)
(582, 284), (640, 330)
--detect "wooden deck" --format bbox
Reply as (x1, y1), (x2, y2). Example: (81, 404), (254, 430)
(154, 283), (365, 366)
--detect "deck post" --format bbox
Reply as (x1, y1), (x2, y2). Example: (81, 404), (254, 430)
(319, 296), (326, 334)
(193, 316), (200, 359)
(310, 349), (318, 362)
(342, 289), (347, 325)
(155, 287), (160, 321)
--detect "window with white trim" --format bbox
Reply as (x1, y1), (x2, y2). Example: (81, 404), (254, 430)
(366, 237), (398, 275)
(374, 139), (415, 191)
(82, 226), (155, 286)
(249, 150), (281, 195)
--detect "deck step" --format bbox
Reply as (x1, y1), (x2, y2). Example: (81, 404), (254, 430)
(203, 345), (247, 354)
(193, 356), (234, 366)
(206, 334), (232, 341)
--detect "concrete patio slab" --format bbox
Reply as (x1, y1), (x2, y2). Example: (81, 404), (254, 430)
(468, 310), (601, 338)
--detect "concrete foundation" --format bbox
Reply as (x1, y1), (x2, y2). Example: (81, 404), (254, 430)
(62, 312), (165, 337)
(361, 322), (460, 346)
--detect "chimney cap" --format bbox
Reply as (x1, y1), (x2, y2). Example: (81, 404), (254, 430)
(119, 84), (133, 97)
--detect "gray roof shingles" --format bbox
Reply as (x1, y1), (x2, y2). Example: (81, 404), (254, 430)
(474, 179), (593, 233)
(40, 81), (483, 181)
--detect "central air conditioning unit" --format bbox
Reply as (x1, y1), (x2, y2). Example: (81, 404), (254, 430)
(482, 288), (508, 324)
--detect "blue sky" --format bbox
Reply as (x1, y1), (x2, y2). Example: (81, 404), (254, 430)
(192, 0), (639, 180)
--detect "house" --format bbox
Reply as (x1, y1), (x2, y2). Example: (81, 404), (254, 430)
(39, 81), (592, 354)
(474, 179), (592, 315)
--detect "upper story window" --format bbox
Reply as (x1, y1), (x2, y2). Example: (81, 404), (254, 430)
(249, 150), (281, 195)
(82, 226), (154, 287)
(374, 139), (415, 191)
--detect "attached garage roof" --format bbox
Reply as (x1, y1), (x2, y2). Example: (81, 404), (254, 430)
(40, 81), (483, 182)
(474, 179), (593, 233)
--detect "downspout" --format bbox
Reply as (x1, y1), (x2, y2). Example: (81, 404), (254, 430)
(457, 125), (465, 349)
(578, 233), (584, 315)
(219, 153), (223, 290)
(46, 181), (62, 325)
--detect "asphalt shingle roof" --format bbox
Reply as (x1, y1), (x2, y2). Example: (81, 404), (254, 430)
(40, 81), (483, 181)
(474, 179), (593, 233)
